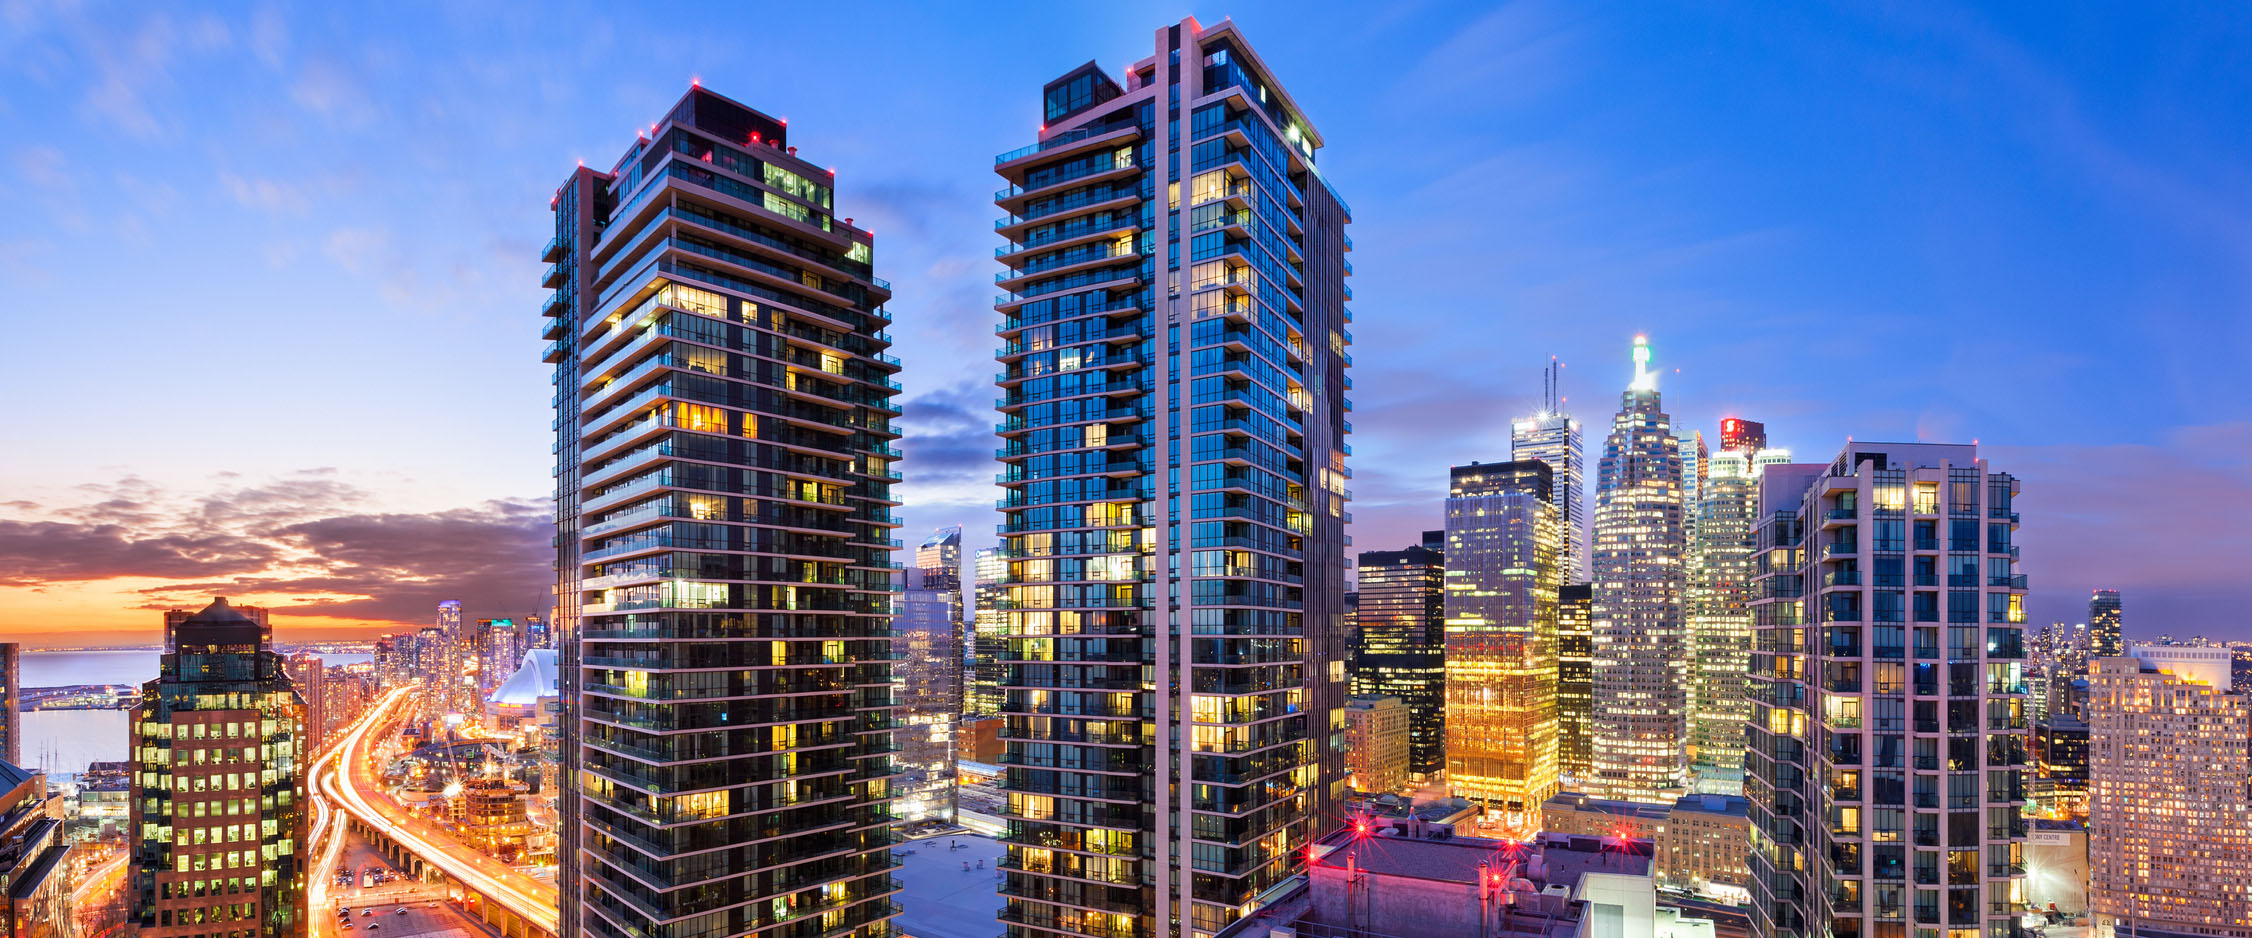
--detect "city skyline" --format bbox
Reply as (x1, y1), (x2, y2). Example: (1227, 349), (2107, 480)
(2, 3), (2249, 647)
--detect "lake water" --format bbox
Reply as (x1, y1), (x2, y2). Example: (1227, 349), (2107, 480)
(14, 649), (371, 777)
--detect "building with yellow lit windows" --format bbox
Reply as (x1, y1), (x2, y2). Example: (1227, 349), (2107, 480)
(1444, 460), (1562, 836)
(130, 598), (308, 938)
(2088, 646), (2252, 937)
(1744, 443), (2028, 938)
(1589, 336), (1690, 804)
(990, 17), (1354, 938)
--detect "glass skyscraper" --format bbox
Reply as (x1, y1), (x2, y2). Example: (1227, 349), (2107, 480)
(2087, 589), (2122, 659)
(990, 17), (1352, 938)
(898, 526), (964, 823)
(1686, 435), (1790, 788)
(1589, 335), (1690, 803)
(1442, 460), (1561, 837)
(1512, 357), (1587, 585)
(546, 86), (903, 938)
(1556, 584), (1595, 781)
(1348, 541), (1445, 778)
(969, 547), (1008, 719)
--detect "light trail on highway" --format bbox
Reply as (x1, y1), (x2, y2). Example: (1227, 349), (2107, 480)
(310, 685), (559, 935)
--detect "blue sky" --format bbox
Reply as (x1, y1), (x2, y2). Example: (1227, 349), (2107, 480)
(0, 1), (2246, 641)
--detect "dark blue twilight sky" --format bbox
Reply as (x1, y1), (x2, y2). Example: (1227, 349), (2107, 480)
(0, 2), (2246, 641)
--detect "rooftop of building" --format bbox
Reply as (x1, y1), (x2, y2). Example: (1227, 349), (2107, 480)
(169, 596), (267, 648)
(1310, 824), (1653, 889)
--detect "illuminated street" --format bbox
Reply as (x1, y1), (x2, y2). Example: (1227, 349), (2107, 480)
(312, 685), (558, 936)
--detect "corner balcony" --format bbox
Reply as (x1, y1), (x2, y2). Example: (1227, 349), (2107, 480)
(994, 124), (1142, 172)
(996, 155), (1143, 211)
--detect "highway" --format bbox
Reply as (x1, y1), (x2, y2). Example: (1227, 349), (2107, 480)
(312, 685), (559, 936)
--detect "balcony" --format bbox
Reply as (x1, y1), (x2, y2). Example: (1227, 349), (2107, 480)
(996, 155), (1141, 207)
(543, 234), (566, 262)
(994, 124), (1141, 168)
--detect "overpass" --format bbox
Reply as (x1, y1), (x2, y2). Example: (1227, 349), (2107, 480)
(309, 686), (559, 938)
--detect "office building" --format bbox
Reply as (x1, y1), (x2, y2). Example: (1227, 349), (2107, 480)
(0, 761), (67, 938)
(1589, 336), (1690, 803)
(1686, 431), (1789, 790)
(897, 527), (964, 824)
(2087, 645), (2251, 936)
(1512, 357), (1588, 585)
(1443, 460), (1561, 835)
(1556, 584), (1595, 781)
(1744, 443), (2029, 938)
(546, 86), (903, 938)
(434, 599), (467, 717)
(990, 18), (1353, 936)
(1686, 452), (1755, 784)
(131, 598), (309, 938)
(1349, 541), (1446, 778)
(2088, 590), (2122, 659)
(968, 547), (1007, 719)
(0, 645), (16, 770)
(2029, 714), (2088, 821)
(1341, 695), (1409, 794)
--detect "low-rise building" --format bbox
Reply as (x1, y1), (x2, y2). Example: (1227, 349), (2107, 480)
(1343, 696), (1410, 794)
(1542, 792), (1748, 904)
(2026, 819), (2087, 921)
(0, 762), (68, 938)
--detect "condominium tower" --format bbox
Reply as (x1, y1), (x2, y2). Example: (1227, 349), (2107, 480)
(1443, 460), (1561, 836)
(1512, 357), (1587, 584)
(1349, 542), (1445, 778)
(1589, 335), (1689, 802)
(2087, 645), (2251, 936)
(131, 598), (309, 938)
(990, 18), (1353, 937)
(2087, 589), (2122, 659)
(1744, 443), (2029, 938)
(0, 644), (16, 769)
(545, 86), (903, 938)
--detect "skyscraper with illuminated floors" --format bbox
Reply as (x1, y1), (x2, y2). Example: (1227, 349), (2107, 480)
(1589, 336), (1689, 803)
(1443, 460), (1561, 836)
(545, 86), (903, 938)
(1513, 357), (1587, 585)
(991, 17), (1353, 938)
(131, 598), (309, 938)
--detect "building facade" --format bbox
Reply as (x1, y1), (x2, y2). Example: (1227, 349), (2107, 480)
(1556, 584), (1595, 781)
(1687, 451), (1757, 783)
(2087, 647), (2252, 936)
(0, 645), (17, 770)
(1443, 460), (1561, 835)
(546, 86), (903, 938)
(1341, 695), (1408, 795)
(989, 18), (1353, 937)
(0, 761), (67, 938)
(130, 599), (308, 938)
(1512, 356), (1587, 585)
(1744, 443), (2029, 938)
(1348, 543), (1445, 779)
(1589, 336), (1689, 803)
(281, 653), (327, 753)
(897, 527), (964, 824)
(2087, 590), (2122, 659)
(968, 547), (1008, 719)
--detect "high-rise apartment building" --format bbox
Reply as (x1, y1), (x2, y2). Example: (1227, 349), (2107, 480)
(0, 644), (17, 769)
(0, 760), (69, 938)
(2087, 589), (2122, 659)
(132, 598), (308, 938)
(546, 86), (902, 938)
(2088, 645), (2251, 936)
(1512, 357), (1587, 584)
(1589, 336), (1689, 803)
(1348, 542), (1445, 778)
(1341, 695), (1409, 795)
(435, 599), (466, 717)
(1443, 460), (1560, 835)
(968, 547), (1008, 718)
(990, 18), (1353, 937)
(897, 526), (964, 823)
(1744, 443), (2028, 938)
(1556, 584), (1595, 780)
